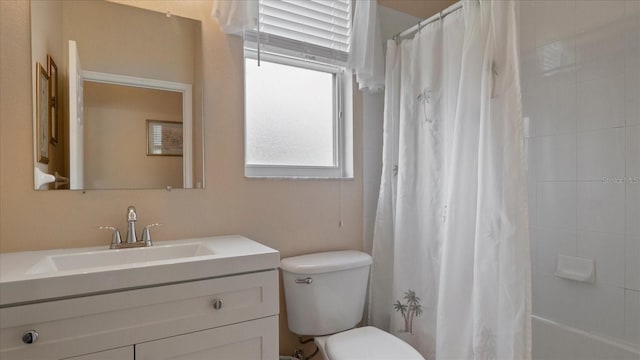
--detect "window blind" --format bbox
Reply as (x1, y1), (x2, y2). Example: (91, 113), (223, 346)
(245, 0), (351, 64)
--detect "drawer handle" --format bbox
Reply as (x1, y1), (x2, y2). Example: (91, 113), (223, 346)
(295, 277), (313, 284)
(212, 298), (223, 310)
(22, 330), (39, 344)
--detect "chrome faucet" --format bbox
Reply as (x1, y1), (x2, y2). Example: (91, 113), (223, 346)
(99, 206), (161, 249)
(126, 206), (138, 243)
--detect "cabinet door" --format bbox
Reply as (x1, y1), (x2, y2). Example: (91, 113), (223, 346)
(135, 316), (278, 360)
(64, 346), (133, 360)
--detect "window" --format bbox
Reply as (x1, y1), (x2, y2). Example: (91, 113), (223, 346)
(243, 0), (353, 178)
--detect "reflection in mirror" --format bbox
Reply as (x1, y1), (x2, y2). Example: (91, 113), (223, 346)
(31, 0), (204, 190)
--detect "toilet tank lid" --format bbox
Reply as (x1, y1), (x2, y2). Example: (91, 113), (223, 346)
(280, 250), (372, 274)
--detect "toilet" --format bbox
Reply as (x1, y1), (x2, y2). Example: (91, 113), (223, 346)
(281, 250), (425, 360)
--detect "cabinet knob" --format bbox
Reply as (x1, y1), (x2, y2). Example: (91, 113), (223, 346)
(212, 298), (223, 310)
(22, 330), (39, 344)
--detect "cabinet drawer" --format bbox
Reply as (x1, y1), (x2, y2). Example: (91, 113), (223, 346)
(0, 270), (278, 360)
(136, 316), (278, 360)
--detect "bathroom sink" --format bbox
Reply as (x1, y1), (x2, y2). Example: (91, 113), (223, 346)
(29, 242), (214, 273)
(0, 236), (279, 306)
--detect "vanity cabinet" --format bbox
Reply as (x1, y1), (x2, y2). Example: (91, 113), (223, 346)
(0, 270), (279, 360)
(65, 346), (133, 360)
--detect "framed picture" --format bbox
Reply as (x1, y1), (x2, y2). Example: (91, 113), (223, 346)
(47, 55), (58, 144)
(146, 120), (183, 156)
(36, 62), (50, 164)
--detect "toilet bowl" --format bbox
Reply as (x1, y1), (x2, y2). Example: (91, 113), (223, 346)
(280, 251), (425, 360)
(315, 326), (424, 360)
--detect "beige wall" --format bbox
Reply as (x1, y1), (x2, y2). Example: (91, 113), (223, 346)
(379, 0), (458, 19)
(63, 0), (198, 84)
(0, 0), (362, 355)
(83, 82), (183, 189)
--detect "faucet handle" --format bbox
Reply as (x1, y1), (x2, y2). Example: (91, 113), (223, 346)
(99, 226), (122, 248)
(141, 223), (162, 246)
(127, 206), (137, 221)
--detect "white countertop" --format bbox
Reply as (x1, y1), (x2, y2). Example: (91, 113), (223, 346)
(0, 235), (280, 307)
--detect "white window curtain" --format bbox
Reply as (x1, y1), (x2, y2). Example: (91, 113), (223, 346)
(369, 1), (531, 359)
(346, 0), (384, 93)
(213, 0), (385, 93)
(211, 0), (257, 34)
(212, 0), (351, 64)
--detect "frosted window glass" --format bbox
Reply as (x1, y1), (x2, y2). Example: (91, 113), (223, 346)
(245, 58), (335, 167)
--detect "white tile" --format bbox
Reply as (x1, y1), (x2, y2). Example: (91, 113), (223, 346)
(518, 0), (538, 54)
(535, 72), (577, 137)
(575, 19), (628, 65)
(577, 128), (625, 181)
(528, 185), (537, 228)
(628, 183), (640, 236)
(575, 0), (626, 36)
(528, 181), (537, 228)
(534, 228), (577, 276)
(520, 50), (539, 93)
(625, 0), (640, 56)
(577, 74), (626, 132)
(525, 138), (534, 175)
(576, 53), (625, 84)
(574, 282), (625, 340)
(626, 46), (639, 126)
(521, 91), (539, 134)
(626, 235), (640, 291)
(627, 125), (640, 178)
(577, 182), (625, 234)
(538, 182), (577, 231)
(577, 231), (625, 287)
(627, 0), (640, 18)
(626, 56), (640, 126)
(624, 289), (640, 345)
(536, 0), (576, 47)
(534, 134), (576, 181)
(531, 228), (541, 274)
(526, 138), (538, 228)
(532, 273), (578, 328)
(625, 11), (640, 59)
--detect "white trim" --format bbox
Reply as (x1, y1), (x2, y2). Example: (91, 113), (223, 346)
(69, 40), (84, 190)
(82, 71), (193, 188)
(243, 52), (353, 179)
(244, 165), (349, 179)
(243, 48), (344, 74)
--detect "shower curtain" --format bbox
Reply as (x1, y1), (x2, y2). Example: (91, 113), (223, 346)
(369, 1), (531, 359)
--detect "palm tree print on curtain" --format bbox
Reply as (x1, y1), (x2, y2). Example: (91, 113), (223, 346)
(393, 289), (423, 334)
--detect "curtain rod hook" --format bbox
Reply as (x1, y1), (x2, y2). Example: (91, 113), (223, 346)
(439, 11), (443, 21)
(418, 20), (422, 33)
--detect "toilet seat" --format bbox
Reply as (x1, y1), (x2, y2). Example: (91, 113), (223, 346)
(317, 326), (425, 360)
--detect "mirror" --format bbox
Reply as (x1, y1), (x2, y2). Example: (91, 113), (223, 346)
(31, 0), (204, 190)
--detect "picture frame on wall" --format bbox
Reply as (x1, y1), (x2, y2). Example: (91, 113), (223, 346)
(36, 62), (50, 164)
(146, 120), (183, 156)
(47, 55), (58, 144)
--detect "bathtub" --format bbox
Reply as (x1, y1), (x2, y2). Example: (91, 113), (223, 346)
(532, 315), (639, 360)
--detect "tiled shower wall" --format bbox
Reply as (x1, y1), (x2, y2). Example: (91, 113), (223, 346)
(519, 0), (639, 346)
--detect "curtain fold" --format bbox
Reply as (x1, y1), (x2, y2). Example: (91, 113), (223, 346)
(370, 1), (530, 359)
(347, 0), (385, 93)
(211, 0), (257, 34)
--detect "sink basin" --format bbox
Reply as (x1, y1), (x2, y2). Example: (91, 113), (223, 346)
(0, 236), (280, 307)
(28, 243), (214, 273)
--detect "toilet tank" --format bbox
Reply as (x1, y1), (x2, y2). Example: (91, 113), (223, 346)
(280, 251), (372, 336)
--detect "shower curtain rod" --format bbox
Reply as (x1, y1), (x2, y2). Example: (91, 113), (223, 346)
(392, 1), (463, 42)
